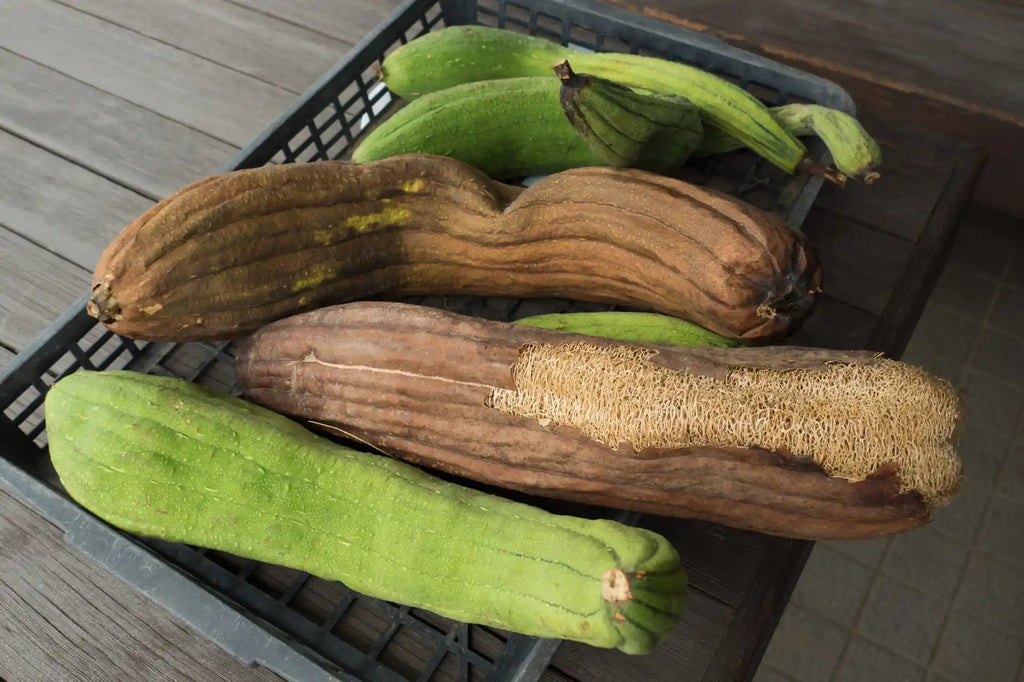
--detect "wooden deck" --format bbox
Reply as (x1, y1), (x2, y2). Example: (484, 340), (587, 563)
(0, 1), (987, 681)
(606, 0), (1024, 218)
(0, 2), (401, 679)
(0, 0), (401, 355)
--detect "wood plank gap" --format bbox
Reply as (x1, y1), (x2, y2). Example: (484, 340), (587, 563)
(50, 0), (305, 96)
(0, 0), (296, 148)
(812, 206), (919, 245)
(0, 124), (157, 203)
(865, 148), (986, 358)
(0, 219), (97, 277)
(0, 45), (243, 154)
(219, 0), (365, 45)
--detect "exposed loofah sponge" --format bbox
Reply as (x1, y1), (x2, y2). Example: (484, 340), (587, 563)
(486, 342), (963, 507)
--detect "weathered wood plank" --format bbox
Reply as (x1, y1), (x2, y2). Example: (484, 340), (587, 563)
(549, 587), (733, 681)
(804, 58), (1024, 221)
(802, 214), (914, 317)
(0, 130), (152, 269)
(0, 0), (295, 148)
(598, 0), (1024, 120)
(0, 482), (283, 682)
(0, 50), (232, 200)
(58, 0), (350, 94)
(811, 114), (960, 243)
(786, 295), (876, 351)
(0, 227), (91, 355)
(701, 537), (811, 682)
(231, 0), (402, 45)
(596, 0), (1024, 220)
(866, 148), (985, 358)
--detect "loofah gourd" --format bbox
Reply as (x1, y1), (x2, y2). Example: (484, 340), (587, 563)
(235, 301), (964, 540)
(487, 342), (962, 507)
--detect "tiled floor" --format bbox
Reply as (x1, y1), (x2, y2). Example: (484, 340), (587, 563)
(756, 205), (1024, 682)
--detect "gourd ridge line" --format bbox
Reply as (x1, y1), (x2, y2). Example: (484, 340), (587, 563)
(60, 381), (648, 575)
(60, 423), (613, 619)
(508, 198), (770, 295)
(555, 168), (783, 279)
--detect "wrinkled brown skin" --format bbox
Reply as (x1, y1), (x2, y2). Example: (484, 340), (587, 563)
(88, 154), (821, 343)
(235, 301), (932, 541)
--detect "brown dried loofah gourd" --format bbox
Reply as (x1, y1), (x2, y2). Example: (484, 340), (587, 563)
(87, 154), (821, 344)
(235, 301), (965, 541)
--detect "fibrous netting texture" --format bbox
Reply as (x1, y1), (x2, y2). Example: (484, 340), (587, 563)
(486, 342), (963, 506)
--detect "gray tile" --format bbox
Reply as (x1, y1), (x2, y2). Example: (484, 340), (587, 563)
(973, 330), (1024, 389)
(882, 527), (970, 598)
(761, 604), (848, 682)
(834, 637), (924, 682)
(858, 576), (948, 664)
(903, 303), (979, 366)
(979, 494), (1024, 568)
(933, 610), (1022, 682)
(1006, 250), (1024, 291)
(930, 480), (992, 543)
(752, 665), (795, 682)
(961, 370), (1024, 438)
(996, 443), (1024, 500)
(828, 537), (893, 567)
(930, 263), (999, 319)
(791, 544), (874, 627)
(956, 425), (1014, 488)
(990, 287), (1024, 339)
(898, 348), (964, 387)
(954, 553), (1024, 637)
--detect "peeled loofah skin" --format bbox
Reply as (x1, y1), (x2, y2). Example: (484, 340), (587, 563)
(487, 342), (962, 507)
(235, 301), (965, 541)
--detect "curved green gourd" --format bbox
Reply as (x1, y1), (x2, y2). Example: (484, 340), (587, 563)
(695, 103), (882, 183)
(379, 25), (806, 174)
(45, 370), (688, 654)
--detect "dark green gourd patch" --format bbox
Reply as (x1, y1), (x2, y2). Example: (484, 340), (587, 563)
(45, 370), (687, 654)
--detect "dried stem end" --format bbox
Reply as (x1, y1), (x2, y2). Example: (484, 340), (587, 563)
(601, 568), (634, 605)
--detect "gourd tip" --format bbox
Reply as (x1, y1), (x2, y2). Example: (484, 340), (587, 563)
(601, 568), (633, 604)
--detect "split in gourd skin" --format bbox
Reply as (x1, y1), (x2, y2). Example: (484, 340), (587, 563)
(235, 301), (963, 541)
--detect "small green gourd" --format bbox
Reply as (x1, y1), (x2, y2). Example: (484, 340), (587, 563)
(45, 370), (688, 654)
(352, 76), (607, 179)
(513, 311), (738, 347)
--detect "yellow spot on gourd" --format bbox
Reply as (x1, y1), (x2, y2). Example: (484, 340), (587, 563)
(310, 207), (411, 247)
(140, 303), (163, 315)
(292, 264), (337, 292)
(343, 206), (411, 233)
(401, 178), (426, 193)
(298, 296), (311, 306)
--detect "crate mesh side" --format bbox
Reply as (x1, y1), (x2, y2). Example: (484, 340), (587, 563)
(0, 0), (842, 680)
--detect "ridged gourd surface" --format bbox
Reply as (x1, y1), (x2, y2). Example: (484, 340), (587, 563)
(45, 370), (687, 653)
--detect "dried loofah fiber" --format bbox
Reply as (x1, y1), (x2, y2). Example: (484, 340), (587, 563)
(486, 342), (963, 507)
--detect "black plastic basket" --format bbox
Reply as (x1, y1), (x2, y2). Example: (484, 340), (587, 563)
(0, 1), (855, 680)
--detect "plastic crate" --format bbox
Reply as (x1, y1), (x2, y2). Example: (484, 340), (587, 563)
(0, 1), (855, 680)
